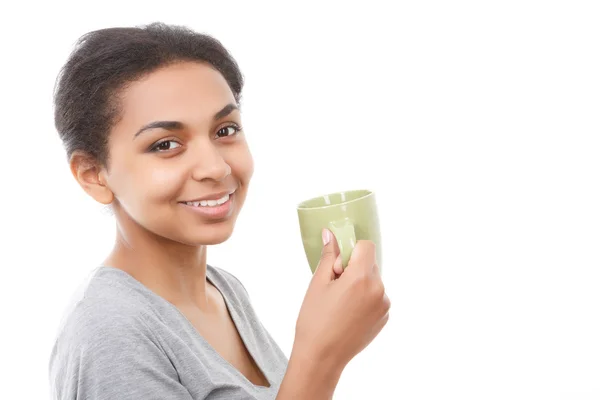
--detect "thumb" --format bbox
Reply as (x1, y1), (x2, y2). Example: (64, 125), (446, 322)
(313, 228), (340, 283)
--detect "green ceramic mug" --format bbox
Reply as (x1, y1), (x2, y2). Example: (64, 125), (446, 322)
(297, 189), (382, 274)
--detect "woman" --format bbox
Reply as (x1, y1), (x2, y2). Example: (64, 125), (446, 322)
(49, 22), (390, 400)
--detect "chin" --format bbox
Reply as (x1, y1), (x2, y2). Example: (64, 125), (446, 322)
(197, 232), (233, 246)
(186, 221), (236, 246)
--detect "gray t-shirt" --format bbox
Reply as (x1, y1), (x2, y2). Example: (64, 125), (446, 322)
(49, 265), (288, 399)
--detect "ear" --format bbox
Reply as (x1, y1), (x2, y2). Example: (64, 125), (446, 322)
(69, 151), (114, 205)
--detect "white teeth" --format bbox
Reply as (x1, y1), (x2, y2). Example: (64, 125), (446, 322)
(185, 193), (230, 207)
(215, 193), (230, 205)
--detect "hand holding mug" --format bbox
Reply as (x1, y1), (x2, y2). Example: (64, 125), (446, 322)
(294, 228), (391, 370)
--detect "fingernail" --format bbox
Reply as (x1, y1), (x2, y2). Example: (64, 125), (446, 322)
(322, 229), (331, 245)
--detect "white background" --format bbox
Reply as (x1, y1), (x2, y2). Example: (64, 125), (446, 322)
(1, 1), (599, 399)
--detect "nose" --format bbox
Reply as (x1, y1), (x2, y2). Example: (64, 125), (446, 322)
(190, 141), (231, 182)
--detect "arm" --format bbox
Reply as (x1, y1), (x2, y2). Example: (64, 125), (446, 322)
(276, 234), (391, 399)
(276, 346), (343, 400)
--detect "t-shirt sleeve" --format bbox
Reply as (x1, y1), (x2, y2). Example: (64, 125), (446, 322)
(49, 303), (193, 400)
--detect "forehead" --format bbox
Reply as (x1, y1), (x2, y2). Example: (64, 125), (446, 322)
(116, 61), (236, 129)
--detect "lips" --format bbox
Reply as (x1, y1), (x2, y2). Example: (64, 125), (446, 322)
(179, 191), (234, 219)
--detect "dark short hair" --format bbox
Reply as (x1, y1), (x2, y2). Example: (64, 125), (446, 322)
(54, 22), (244, 168)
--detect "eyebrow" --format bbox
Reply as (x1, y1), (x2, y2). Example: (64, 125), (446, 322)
(133, 103), (239, 139)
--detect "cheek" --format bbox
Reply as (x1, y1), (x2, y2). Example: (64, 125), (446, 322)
(145, 165), (185, 201)
(106, 142), (180, 204)
(112, 163), (184, 206)
(231, 146), (254, 184)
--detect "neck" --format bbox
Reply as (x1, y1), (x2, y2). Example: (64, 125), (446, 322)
(103, 221), (211, 310)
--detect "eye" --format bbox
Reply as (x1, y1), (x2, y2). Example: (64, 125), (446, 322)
(216, 125), (241, 138)
(150, 140), (182, 152)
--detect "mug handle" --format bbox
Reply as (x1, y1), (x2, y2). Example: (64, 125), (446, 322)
(328, 218), (357, 270)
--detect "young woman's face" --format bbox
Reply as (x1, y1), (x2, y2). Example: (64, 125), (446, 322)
(103, 61), (253, 245)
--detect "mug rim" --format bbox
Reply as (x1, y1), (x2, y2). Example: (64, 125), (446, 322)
(297, 189), (373, 210)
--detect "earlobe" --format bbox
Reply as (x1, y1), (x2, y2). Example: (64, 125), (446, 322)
(69, 151), (114, 205)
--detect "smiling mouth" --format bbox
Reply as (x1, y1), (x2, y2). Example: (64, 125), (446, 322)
(180, 192), (232, 208)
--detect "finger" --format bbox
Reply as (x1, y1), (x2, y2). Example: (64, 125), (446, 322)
(343, 240), (377, 278)
(382, 292), (391, 314)
(372, 311), (390, 337)
(313, 229), (341, 283)
(369, 301), (391, 338)
(333, 254), (343, 275)
(371, 261), (382, 279)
